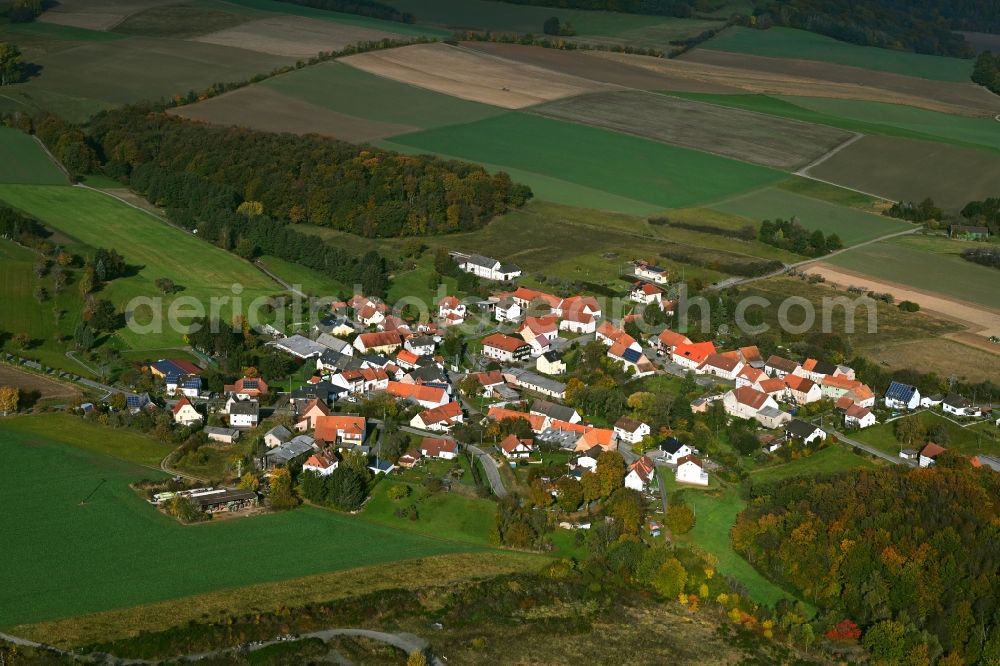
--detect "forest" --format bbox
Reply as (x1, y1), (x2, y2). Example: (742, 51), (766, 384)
(89, 108), (531, 239)
(733, 464), (1000, 664)
(758, 218), (842, 257)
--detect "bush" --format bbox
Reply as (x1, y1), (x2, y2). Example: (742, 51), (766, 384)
(898, 300), (920, 312)
(388, 484), (411, 500)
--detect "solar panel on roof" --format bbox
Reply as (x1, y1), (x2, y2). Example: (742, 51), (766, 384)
(243, 379), (258, 389)
(623, 348), (642, 363)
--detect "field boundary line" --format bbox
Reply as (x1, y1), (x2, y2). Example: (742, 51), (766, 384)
(30, 136), (72, 184)
(795, 131), (864, 174)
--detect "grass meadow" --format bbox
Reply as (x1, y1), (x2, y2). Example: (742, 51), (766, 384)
(226, 0), (448, 37)
(854, 410), (1000, 458)
(710, 185), (914, 245)
(0, 185), (282, 349)
(825, 235), (1000, 311)
(0, 425), (476, 628)
(702, 26), (973, 82)
(389, 112), (786, 211)
(748, 444), (877, 485)
(0, 127), (66, 185)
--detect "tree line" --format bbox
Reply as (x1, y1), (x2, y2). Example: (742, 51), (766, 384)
(273, 0), (413, 23)
(733, 463), (1000, 664)
(492, 0), (698, 18)
(759, 217), (842, 257)
(89, 108), (531, 238)
(973, 51), (1000, 95)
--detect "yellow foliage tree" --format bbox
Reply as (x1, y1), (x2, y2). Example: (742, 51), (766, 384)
(0, 386), (19, 414)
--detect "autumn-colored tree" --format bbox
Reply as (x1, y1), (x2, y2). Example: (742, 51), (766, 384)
(109, 392), (127, 411)
(666, 502), (695, 535)
(580, 471), (602, 503)
(237, 472), (259, 491)
(527, 479), (553, 508)
(862, 620), (907, 664)
(407, 651), (429, 666)
(0, 386), (19, 414)
(595, 450), (625, 498)
(652, 558), (687, 598)
(894, 414), (927, 449)
(825, 619), (862, 643)
(555, 476), (583, 512)
(564, 377), (585, 405)
(268, 467), (298, 510)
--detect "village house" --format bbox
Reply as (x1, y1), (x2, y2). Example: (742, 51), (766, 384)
(755, 377), (786, 399)
(574, 427), (617, 453)
(820, 374), (875, 407)
(536, 350), (567, 376)
(764, 355), (800, 378)
(404, 335), (437, 357)
(349, 296), (387, 327)
(331, 368), (390, 395)
(633, 260), (668, 284)
(672, 341), (717, 372)
(410, 401), (464, 432)
(166, 375), (202, 398)
(559, 308), (597, 334)
(793, 358), (839, 383)
(224, 377), (268, 399)
(150, 358), (202, 380)
(314, 415), (366, 446)
(655, 329), (692, 354)
(630, 281), (663, 304)
(457, 254), (522, 281)
(698, 352), (744, 381)
(943, 393), (981, 417)
(949, 224), (990, 240)
(724, 386), (780, 421)
(482, 333), (531, 363)
(315, 317), (356, 339)
(504, 367), (567, 400)
(518, 316), (560, 356)
(625, 455), (656, 492)
(386, 381), (450, 409)
(353, 331), (403, 355)
(421, 436), (459, 460)
(844, 403), (876, 429)
(738, 345), (765, 368)
(264, 435), (316, 470)
(755, 406), (792, 429)
(438, 295), (467, 322)
(608, 339), (656, 378)
(656, 437), (692, 465)
(675, 454), (708, 486)
(398, 449), (422, 468)
(172, 398), (202, 426)
(302, 452), (339, 476)
(614, 416), (650, 444)
(510, 286), (562, 315)
(264, 424), (293, 448)
(530, 399), (581, 424)
(884, 381), (921, 410)
(488, 406), (548, 433)
(783, 374), (823, 404)
(499, 434), (536, 459)
(295, 398), (331, 432)
(203, 426), (240, 444)
(785, 419), (826, 445)
(229, 400), (259, 428)
(919, 442), (947, 468)
(315, 334), (353, 356)
(492, 295), (522, 323)
(394, 349), (422, 371)
(736, 365), (765, 389)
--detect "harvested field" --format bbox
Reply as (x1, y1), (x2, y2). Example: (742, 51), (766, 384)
(805, 134), (1000, 211)
(701, 26), (972, 82)
(170, 86), (416, 142)
(462, 41), (742, 93)
(261, 61), (505, 129)
(38, 0), (179, 31)
(534, 90), (853, 170)
(192, 15), (406, 57)
(341, 42), (611, 109)
(861, 337), (1000, 383)
(805, 263), (1000, 339)
(595, 51), (994, 117)
(0, 365), (80, 401)
(681, 49), (1000, 116)
(113, 2), (259, 38)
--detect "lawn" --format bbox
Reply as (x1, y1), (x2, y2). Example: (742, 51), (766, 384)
(0, 426), (477, 628)
(0, 185), (283, 350)
(671, 93), (1000, 154)
(261, 61), (506, 130)
(664, 478), (795, 608)
(257, 254), (347, 298)
(361, 477), (497, 545)
(749, 444), (877, 485)
(854, 410), (1000, 457)
(701, 26), (973, 82)
(0, 127), (67, 185)
(388, 112), (787, 211)
(825, 235), (1000, 311)
(710, 185), (914, 246)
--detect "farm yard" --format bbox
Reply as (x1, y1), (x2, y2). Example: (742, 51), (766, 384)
(708, 185), (913, 245)
(341, 42), (612, 109)
(698, 26), (973, 81)
(0, 184), (282, 350)
(805, 134), (1000, 210)
(533, 90), (854, 170)
(0, 426), (475, 628)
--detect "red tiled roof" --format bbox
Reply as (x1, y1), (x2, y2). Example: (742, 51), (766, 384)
(314, 415), (366, 441)
(657, 331), (692, 349)
(920, 442), (946, 459)
(783, 374), (816, 393)
(732, 387), (771, 409)
(416, 401), (462, 425)
(421, 437), (458, 457)
(676, 454), (702, 468)
(673, 341), (716, 364)
(487, 407), (546, 432)
(357, 332), (402, 349)
(482, 333), (529, 353)
(386, 381), (447, 404)
(700, 352), (740, 372)
(500, 433), (534, 454)
(172, 398), (193, 415)
(474, 370), (504, 386)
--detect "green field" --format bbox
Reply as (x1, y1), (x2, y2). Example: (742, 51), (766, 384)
(257, 254), (347, 298)
(0, 185), (282, 349)
(664, 479), (795, 608)
(749, 444), (877, 484)
(112, 0), (261, 38)
(361, 477), (497, 545)
(262, 61), (505, 130)
(0, 425), (476, 627)
(710, 185), (914, 245)
(702, 26), (973, 82)
(0, 127), (67, 185)
(226, 0), (448, 37)
(854, 410), (1000, 458)
(671, 93), (1000, 153)
(389, 113), (786, 211)
(826, 235), (1000, 311)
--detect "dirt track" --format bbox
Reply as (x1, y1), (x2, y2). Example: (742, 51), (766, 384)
(341, 42), (611, 109)
(807, 263), (1000, 342)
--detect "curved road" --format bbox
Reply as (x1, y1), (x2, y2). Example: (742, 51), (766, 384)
(0, 627), (441, 665)
(465, 443), (509, 499)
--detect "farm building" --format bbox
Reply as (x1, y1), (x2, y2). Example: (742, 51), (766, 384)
(884, 381), (921, 410)
(456, 254), (522, 281)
